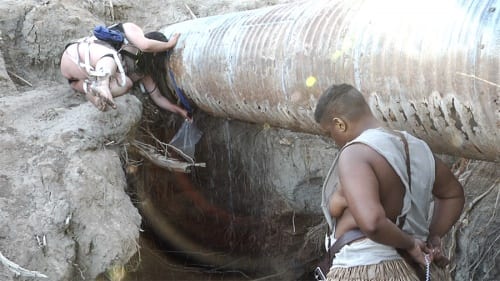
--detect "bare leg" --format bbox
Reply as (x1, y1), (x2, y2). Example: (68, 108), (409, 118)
(66, 80), (106, 111)
(90, 56), (117, 110)
(61, 42), (127, 110)
(69, 80), (85, 94)
(110, 74), (133, 97)
(60, 46), (88, 95)
(62, 77), (103, 110)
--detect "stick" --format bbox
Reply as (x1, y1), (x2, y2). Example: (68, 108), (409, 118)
(131, 141), (205, 173)
(109, 0), (115, 21)
(7, 71), (32, 87)
(456, 72), (500, 88)
(185, 4), (197, 19)
(165, 143), (195, 164)
(0, 250), (48, 278)
(449, 179), (499, 274)
(143, 129), (195, 163)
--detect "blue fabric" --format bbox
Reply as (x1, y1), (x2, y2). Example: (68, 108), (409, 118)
(93, 25), (124, 45)
(168, 69), (193, 114)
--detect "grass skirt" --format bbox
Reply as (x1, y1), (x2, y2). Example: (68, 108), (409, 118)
(326, 259), (451, 281)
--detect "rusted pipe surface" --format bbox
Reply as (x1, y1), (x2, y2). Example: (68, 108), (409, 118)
(161, 0), (499, 162)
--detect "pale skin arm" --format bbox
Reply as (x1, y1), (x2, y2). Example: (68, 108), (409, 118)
(122, 22), (180, 52)
(338, 144), (428, 265)
(142, 75), (191, 120)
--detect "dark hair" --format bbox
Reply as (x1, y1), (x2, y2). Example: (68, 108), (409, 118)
(314, 84), (370, 123)
(136, 31), (176, 103)
(145, 31), (168, 42)
(136, 31), (168, 77)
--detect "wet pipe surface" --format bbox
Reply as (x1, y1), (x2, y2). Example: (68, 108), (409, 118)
(161, 0), (499, 162)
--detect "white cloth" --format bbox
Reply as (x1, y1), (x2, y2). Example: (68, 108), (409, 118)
(330, 237), (402, 268)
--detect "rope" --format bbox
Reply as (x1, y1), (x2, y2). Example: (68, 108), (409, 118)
(424, 254), (431, 281)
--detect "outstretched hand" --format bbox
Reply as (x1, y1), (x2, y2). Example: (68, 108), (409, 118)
(170, 33), (181, 46)
(181, 109), (193, 123)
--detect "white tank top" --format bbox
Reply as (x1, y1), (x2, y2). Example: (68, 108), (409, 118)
(321, 128), (435, 267)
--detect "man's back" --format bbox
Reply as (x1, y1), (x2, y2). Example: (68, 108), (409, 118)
(335, 129), (435, 239)
(314, 84), (463, 280)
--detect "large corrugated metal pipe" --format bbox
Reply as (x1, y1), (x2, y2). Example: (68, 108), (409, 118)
(161, 0), (499, 162)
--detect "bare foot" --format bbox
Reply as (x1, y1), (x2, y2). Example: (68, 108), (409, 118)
(86, 92), (106, 111)
(84, 79), (107, 111)
(91, 80), (117, 109)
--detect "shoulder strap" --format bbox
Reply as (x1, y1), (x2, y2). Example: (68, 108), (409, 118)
(321, 152), (340, 233)
(393, 131), (411, 229)
(393, 131), (411, 191)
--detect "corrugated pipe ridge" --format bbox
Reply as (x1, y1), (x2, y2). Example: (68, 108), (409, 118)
(161, 0), (499, 162)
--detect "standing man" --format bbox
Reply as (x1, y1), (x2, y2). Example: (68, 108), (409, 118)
(314, 84), (464, 280)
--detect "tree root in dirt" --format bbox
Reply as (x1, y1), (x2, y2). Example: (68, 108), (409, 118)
(0, 251), (48, 278)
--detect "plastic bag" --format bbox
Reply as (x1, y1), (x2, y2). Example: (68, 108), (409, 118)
(169, 120), (203, 159)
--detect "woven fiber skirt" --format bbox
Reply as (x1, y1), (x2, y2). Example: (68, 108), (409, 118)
(326, 259), (451, 281)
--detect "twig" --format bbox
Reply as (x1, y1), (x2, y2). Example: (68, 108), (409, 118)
(165, 143), (195, 164)
(456, 72), (500, 88)
(469, 232), (500, 280)
(481, 247), (500, 278)
(463, 180), (498, 217)
(143, 129), (167, 152)
(185, 4), (197, 19)
(131, 140), (205, 173)
(449, 179), (499, 274)
(108, 0), (115, 21)
(483, 184), (500, 229)
(143, 128), (195, 163)
(7, 70), (32, 87)
(0, 250), (48, 278)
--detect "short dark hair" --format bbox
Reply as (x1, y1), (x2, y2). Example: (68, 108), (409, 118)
(314, 84), (370, 124)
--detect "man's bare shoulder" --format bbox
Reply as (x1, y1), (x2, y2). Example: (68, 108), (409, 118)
(339, 142), (382, 163)
(339, 142), (397, 180)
